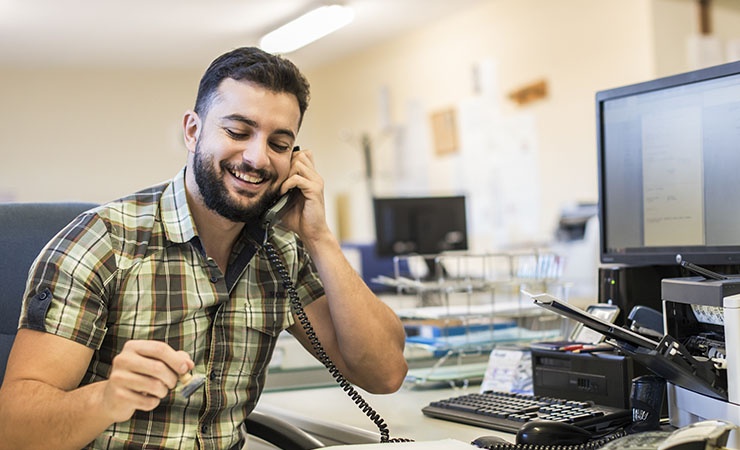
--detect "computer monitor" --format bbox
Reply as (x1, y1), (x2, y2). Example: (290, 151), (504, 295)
(597, 60), (740, 266)
(373, 195), (468, 257)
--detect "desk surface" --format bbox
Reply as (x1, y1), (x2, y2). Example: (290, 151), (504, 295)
(256, 384), (515, 446)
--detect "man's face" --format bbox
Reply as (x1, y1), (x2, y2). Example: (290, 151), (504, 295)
(189, 79), (301, 223)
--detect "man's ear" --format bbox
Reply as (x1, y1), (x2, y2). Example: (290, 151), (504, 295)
(183, 111), (201, 153)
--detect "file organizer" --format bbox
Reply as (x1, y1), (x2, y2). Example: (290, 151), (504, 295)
(377, 251), (568, 386)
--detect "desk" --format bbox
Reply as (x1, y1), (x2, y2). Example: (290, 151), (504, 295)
(255, 384), (514, 446)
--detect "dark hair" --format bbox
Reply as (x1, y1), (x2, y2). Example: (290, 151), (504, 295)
(194, 47), (311, 126)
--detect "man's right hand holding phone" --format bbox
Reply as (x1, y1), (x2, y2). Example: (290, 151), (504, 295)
(276, 147), (331, 245)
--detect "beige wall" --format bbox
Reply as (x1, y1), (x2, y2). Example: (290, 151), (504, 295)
(2, 0), (740, 251)
(0, 67), (202, 202)
(302, 0), (656, 245)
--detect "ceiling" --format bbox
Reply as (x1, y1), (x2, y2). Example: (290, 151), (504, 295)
(0, 0), (487, 71)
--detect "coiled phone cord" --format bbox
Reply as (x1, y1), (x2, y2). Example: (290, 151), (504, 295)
(264, 240), (411, 443)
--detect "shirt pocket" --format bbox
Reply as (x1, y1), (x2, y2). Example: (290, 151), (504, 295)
(246, 291), (293, 337)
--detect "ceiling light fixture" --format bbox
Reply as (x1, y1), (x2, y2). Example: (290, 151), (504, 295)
(259, 4), (355, 54)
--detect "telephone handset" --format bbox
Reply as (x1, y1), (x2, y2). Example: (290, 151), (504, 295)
(261, 146), (301, 231)
(261, 188), (299, 230)
(601, 419), (736, 450)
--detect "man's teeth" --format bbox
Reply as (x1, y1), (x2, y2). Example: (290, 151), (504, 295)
(231, 170), (263, 184)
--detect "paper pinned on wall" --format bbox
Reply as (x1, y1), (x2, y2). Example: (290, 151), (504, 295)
(394, 98), (431, 194)
(457, 96), (542, 249)
(727, 38), (740, 63)
(472, 58), (500, 103)
(687, 34), (725, 70)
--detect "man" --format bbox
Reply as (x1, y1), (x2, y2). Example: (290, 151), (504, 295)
(0, 47), (408, 449)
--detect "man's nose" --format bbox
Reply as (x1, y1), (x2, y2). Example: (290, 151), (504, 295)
(241, 139), (270, 168)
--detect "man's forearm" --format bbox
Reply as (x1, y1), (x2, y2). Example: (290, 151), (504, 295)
(304, 232), (408, 391)
(0, 380), (112, 450)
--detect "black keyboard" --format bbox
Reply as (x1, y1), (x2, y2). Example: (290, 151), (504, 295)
(422, 390), (632, 433)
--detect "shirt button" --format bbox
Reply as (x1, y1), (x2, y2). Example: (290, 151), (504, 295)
(201, 424), (209, 434)
(209, 370), (219, 381)
(209, 275), (218, 283)
(38, 291), (48, 300)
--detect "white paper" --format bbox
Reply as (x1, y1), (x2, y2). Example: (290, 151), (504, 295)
(458, 97), (542, 249)
(326, 438), (473, 449)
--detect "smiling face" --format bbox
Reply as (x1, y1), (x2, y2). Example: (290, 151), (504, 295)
(184, 79), (301, 223)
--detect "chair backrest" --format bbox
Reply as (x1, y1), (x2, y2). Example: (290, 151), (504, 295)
(0, 202), (97, 384)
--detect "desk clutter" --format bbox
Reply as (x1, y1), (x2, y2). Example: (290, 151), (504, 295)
(261, 279), (740, 449)
(415, 279), (740, 449)
(377, 251), (569, 387)
(339, 241), (740, 448)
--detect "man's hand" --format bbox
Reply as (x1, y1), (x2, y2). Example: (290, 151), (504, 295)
(278, 149), (331, 242)
(102, 340), (195, 423)
(0, 331), (196, 450)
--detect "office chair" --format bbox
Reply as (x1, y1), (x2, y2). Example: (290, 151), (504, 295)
(0, 201), (98, 383)
(0, 202), (325, 450)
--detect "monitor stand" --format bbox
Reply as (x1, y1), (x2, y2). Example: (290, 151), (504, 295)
(415, 259), (439, 307)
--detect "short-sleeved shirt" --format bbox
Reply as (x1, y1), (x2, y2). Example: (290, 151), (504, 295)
(18, 168), (325, 449)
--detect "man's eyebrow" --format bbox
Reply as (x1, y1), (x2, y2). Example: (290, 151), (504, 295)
(222, 114), (257, 127)
(221, 114), (296, 140)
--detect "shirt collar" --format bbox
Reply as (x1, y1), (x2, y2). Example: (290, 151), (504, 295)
(159, 167), (266, 247)
(160, 167), (197, 244)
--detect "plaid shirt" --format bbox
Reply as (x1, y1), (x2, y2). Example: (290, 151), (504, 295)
(19, 168), (324, 449)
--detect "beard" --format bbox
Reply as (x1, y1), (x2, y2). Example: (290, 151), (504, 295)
(192, 145), (281, 223)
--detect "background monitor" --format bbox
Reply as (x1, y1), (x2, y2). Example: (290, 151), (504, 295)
(597, 60), (740, 266)
(373, 195), (468, 257)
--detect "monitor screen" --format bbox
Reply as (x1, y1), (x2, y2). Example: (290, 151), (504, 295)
(373, 196), (468, 257)
(597, 60), (740, 266)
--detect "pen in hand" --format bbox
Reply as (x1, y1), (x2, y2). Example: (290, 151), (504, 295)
(179, 372), (206, 398)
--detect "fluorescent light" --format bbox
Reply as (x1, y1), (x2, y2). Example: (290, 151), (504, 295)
(259, 4), (355, 54)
